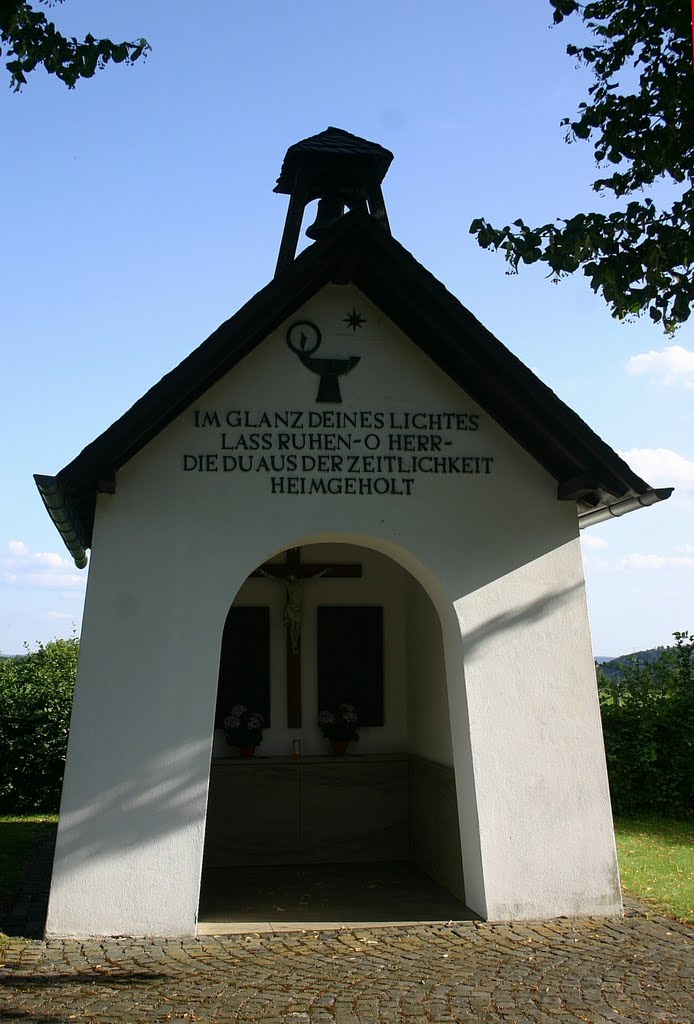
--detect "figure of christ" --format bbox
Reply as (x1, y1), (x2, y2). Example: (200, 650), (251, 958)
(251, 547), (362, 727)
(257, 568), (330, 653)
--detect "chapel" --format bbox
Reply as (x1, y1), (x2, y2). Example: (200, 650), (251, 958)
(36, 128), (671, 937)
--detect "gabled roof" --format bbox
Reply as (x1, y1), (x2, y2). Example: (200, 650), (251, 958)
(35, 212), (671, 567)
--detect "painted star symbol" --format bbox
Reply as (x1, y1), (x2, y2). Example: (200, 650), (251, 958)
(343, 308), (366, 332)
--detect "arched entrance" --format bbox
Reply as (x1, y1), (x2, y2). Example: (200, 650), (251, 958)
(197, 541), (471, 931)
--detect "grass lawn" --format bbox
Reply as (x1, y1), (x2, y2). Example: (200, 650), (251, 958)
(614, 815), (694, 924)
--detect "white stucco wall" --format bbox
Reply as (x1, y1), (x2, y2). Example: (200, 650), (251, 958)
(46, 283), (620, 936)
(406, 576), (453, 766)
(451, 536), (620, 919)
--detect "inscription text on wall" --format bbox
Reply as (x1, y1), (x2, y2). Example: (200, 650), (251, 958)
(183, 409), (494, 497)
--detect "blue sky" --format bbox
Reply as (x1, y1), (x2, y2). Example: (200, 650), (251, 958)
(1, 0), (692, 656)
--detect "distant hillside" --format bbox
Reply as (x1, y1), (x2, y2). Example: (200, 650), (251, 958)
(598, 646), (669, 681)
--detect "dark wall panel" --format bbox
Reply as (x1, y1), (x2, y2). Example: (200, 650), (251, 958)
(216, 606), (271, 726)
(317, 606), (384, 726)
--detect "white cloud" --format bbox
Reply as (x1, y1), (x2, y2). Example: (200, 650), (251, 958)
(617, 447), (694, 497)
(581, 534), (609, 550)
(43, 611), (75, 621)
(33, 551), (71, 569)
(626, 344), (694, 388)
(618, 553), (694, 571)
(24, 572), (85, 589)
(1, 540), (87, 592)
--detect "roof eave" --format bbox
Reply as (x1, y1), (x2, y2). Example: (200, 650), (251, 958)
(34, 474), (89, 569)
(578, 487), (674, 530)
(37, 212), (670, 559)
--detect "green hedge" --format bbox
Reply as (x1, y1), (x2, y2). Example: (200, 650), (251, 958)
(599, 631), (694, 819)
(0, 629), (691, 818)
(0, 637), (78, 813)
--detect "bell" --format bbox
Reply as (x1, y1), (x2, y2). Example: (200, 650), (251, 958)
(305, 195), (345, 239)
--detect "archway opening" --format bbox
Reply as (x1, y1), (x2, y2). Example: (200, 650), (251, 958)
(198, 541), (473, 931)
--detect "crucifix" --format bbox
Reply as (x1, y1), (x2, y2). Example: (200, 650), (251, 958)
(251, 547), (362, 727)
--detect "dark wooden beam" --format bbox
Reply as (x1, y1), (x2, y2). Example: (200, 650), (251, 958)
(557, 474), (605, 502)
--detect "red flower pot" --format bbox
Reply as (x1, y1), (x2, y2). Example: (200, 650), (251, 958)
(331, 740), (349, 755)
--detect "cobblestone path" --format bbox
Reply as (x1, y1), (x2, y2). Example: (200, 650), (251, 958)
(1, 911), (692, 1023)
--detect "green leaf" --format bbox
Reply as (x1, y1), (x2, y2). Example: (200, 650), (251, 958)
(471, 0), (694, 332)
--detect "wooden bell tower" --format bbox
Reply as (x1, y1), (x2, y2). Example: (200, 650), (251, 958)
(273, 126), (394, 276)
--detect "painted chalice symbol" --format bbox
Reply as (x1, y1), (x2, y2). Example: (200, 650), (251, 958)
(286, 321), (360, 403)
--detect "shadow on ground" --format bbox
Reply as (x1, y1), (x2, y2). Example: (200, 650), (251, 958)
(0, 971), (166, 988)
(1, 827), (56, 939)
(198, 860), (475, 932)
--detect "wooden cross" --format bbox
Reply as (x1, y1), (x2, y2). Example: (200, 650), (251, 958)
(251, 547), (362, 727)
